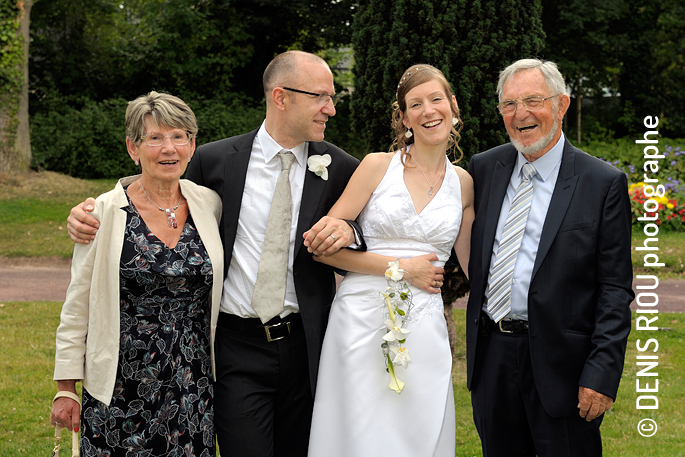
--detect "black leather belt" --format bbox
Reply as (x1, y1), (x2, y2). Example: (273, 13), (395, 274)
(480, 312), (528, 336)
(218, 312), (302, 342)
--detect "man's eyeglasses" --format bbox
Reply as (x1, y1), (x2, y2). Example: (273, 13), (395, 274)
(141, 131), (194, 147)
(282, 87), (339, 106)
(497, 95), (559, 116)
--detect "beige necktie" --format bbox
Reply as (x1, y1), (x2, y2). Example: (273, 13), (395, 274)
(251, 150), (296, 323)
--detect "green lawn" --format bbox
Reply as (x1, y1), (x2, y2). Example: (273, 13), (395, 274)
(2, 303), (682, 456)
(632, 230), (685, 278)
(0, 171), (117, 258)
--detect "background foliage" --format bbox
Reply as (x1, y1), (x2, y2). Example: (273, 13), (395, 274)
(350, 0), (545, 162)
(21, 0), (685, 177)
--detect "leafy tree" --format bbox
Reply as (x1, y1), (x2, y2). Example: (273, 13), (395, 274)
(616, 0), (685, 137)
(541, 0), (626, 143)
(29, 0), (358, 106)
(351, 0), (545, 162)
(541, 0), (685, 139)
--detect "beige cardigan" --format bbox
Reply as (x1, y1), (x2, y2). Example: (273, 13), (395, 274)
(54, 176), (224, 405)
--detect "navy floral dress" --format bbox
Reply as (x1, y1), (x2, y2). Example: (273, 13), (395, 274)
(80, 192), (215, 457)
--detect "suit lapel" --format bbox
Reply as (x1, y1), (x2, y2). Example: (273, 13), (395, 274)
(222, 131), (257, 275)
(531, 139), (578, 279)
(480, 150), (516, 282)
(294, 142), (328, 256)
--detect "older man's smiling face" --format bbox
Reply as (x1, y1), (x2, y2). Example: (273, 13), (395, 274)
(501, 69), (568, 161)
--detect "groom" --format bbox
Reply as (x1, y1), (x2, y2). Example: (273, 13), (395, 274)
(67, 51), (361, 456)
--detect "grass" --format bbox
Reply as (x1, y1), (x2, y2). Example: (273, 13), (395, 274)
(0, 171), (116, 258)
(0, 172), (118, 258)
(0, 301), (74, 455)
(1, 303), (682, 456)
(633, 230), (685, 278)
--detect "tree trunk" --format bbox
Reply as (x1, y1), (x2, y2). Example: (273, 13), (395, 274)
(576, 74), (582, 145)
(0, 0), (32, 173)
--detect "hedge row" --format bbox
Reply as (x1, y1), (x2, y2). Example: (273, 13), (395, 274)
(30, 94), (266, 179)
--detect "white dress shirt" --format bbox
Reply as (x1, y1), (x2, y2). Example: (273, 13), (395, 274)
(485, 133), (565, 321)
(220, 122), (308, 318)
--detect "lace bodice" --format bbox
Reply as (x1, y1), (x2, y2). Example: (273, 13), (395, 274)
(358, 151), (463, 265)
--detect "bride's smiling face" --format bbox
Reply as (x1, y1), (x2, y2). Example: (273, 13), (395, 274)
(402, 80), (457, 147)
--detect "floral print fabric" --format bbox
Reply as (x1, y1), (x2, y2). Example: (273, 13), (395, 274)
(81, 194), (215, 457)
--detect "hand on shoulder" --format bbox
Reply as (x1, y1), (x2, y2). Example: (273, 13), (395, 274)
(67, 198), (99, 244)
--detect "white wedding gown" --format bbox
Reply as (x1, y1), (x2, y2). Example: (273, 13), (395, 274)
(308, 151), (462, 456)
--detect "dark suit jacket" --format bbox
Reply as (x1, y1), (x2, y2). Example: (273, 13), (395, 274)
(185, 128), (360, 393)
(466, 139), (634, 417)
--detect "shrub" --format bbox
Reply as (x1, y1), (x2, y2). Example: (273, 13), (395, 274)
(30, 97), (133, 179)
(581, 138), (685, 231)
(30, 93), (266, 179)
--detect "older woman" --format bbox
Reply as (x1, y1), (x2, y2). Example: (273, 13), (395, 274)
(50, 91), (223, 456)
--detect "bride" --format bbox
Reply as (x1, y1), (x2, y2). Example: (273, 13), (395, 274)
(306, 64), (474, 456)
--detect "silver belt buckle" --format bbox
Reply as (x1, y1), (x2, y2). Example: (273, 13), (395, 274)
(498, 319), (514, 334)
(264, 321), (291, 342)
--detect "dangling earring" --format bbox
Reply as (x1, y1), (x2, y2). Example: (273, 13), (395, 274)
(405, 129), (413, 139)
(452, 117), (458, 126)
(135, 159), (139, 166)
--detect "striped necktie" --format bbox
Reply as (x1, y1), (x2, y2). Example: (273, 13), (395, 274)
(485, 162), (537, 322)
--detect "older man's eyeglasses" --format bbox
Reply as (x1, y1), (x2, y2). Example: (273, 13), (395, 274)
(497, 95), (559, 116)
(282, 87), (340, 106)
(141, 131), (193, 147)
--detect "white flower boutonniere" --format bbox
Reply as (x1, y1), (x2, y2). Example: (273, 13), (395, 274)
(307, 154), (332, 180)
(380, 259), (414, 394)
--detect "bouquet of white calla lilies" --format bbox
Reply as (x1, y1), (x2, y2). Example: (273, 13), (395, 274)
(380, 260), (414, 394)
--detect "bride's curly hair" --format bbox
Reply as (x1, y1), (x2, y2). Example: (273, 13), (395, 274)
(390, 64), (464, 166)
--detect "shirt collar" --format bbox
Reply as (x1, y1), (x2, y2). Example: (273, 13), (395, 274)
(515, 132), (565, 183)
(257, 122), (307, 168)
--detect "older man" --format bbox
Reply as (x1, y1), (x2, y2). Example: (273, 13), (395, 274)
(466, 59), (634, 456)
(67, 51), (361, 456)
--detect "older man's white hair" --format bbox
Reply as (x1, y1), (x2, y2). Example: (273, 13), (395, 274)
(496, 58), (567, 103)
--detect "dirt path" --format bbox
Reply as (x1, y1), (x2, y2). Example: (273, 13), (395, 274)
(1, 257), (682, 311)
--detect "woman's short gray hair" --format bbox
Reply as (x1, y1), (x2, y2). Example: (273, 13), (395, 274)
(125, 91), (198, 145)
(496, 59), (567, 101)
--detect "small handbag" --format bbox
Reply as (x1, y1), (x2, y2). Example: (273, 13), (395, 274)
(51, 391), (80, 457)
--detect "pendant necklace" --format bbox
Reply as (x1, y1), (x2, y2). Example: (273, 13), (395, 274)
(139, 181), (182, 228)
(412, 156), (446, 198)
